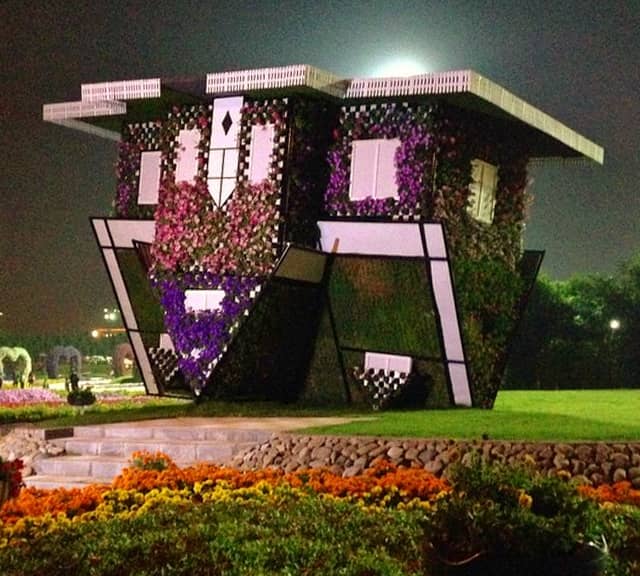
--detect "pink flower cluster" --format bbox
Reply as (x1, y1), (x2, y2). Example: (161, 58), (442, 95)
(151, 179), (218, 271)
(151, 179), (279, 276)
(0, 389), (64, 407)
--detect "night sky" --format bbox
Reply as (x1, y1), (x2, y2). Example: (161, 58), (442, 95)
(1, 0), (638, 335)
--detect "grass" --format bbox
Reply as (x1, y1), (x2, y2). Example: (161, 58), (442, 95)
(303, 390), (640, 442)
(3, 389), (640, 442)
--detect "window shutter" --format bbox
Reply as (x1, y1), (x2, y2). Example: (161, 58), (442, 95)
(349, 138), (400, 201)
(468, 159), (498, 224)
(138, 151), (162, 204)
(248, 124), (275, 184)
(175, 129), (201, 184)
(375, 139), (400, 199)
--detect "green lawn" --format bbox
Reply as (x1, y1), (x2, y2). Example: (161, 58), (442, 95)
(303, 390), (640, 442)
(5, 389), (640, 442)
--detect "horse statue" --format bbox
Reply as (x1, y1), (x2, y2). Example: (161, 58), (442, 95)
(113, 342), (134, 377)
(0, 346), (33, 386)
(46, 345), (82, 378)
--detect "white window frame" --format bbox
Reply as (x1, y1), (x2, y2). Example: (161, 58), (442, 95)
(467, 159), (498, 224)
(349, 138), (400, 201)
(184, 289), (226, 313)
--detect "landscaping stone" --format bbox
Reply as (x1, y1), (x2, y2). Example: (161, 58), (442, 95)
(230, 434), (640, 487)
(613, 468), (627, 483)
(0, 427), (69, 477)
(628, 466), (640, 480)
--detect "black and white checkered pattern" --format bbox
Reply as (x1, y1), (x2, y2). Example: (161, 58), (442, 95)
(199, 283), (264, 386)
(353, 366), (411, 410)
(148, 347), (179, 386)
(162, 104), (212, 179)
(337, 101), (423, 222)
(237, 98), (288, 187)
(125, 122), (162, 151)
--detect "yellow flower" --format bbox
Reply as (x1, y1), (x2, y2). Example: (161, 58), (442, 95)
(517, 489), (533, 509)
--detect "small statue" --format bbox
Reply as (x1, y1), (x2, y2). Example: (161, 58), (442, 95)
(69, 371), (80, 392)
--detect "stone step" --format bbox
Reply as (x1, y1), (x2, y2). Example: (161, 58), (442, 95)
(33, 455), (130, 479)
(61, 437), (256, 462)
(24, 474), (114, 490)
(25, 423), (271, 489)
(73, 425), (271, 444)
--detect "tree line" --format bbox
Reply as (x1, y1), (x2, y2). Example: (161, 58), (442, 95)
(506, 252), (640, 389)
(0, 332), (128, 362)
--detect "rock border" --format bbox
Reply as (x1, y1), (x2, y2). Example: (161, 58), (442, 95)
(231, 434), (640, 487)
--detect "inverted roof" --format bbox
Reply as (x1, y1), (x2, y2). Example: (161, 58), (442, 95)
(43, 64), (603, 164)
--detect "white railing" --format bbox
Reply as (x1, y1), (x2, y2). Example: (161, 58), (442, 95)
(346, 70), (471, 98)
(42, 65), (603, 163)
(43, 100), (126, 120)
(81, 78), (161, 102)
(206, 64), (345, 97)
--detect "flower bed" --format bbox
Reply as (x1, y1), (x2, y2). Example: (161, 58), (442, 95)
(1, 452), (640, 574)
(0, 389), (64, 407)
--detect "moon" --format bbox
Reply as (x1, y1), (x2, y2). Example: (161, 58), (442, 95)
(371, 57), (428, 78)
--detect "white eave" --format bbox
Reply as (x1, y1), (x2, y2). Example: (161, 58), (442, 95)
(43, 66), (603, 164)
(346, 70), (603, 165)
(81, 78), (161, 102)
(206, 64), (346, 98)
(42, 78), (161, 141)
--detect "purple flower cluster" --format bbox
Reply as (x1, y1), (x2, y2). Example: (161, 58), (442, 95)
(325, 105), (434, 217)
(155, 274), (260, 385)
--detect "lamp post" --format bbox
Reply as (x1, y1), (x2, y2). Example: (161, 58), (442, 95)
(608, 319), (621, 388)
(103, 308), (119, 323)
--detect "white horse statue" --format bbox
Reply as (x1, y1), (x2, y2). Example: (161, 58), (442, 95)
(0, 346), (33, 385)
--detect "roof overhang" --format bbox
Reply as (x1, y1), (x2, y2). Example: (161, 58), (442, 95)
(43, 65), (603, 164)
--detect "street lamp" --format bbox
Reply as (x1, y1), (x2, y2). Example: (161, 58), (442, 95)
(608, 319), (621, 388)
(103, 308), (119, 322)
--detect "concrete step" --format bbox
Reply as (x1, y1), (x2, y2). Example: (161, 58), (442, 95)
(24, 474), (112, 490)
(73, 425), (271, 443)
(24, 474), (114, 490)
(61, 437), (256, 462)
(33, 454), (130, 479)
(26, 423), (271, 489)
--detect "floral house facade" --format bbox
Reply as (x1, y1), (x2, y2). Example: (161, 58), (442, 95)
(44, 65), (603, 408)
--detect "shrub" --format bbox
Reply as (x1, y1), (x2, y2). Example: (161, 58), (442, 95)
(67, 387), (97, 407)
(0, 494), (424, 575)
(422, 459), (612, 575)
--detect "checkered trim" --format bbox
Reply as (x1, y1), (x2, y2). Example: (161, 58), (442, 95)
(237, 99), (288, 188)
(125, 121), (162, 151)
(148, 346), (180, 387)
(235, 99), (288, 256)
(123, 122), (162, 207)
(162, 104), (212, 179)
(353, 366), (411, 409)
(331, 101), (425, 221)
(201, 283), (263, 380)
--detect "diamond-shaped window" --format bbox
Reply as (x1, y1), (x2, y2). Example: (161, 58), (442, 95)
(221, 111), (233, 135)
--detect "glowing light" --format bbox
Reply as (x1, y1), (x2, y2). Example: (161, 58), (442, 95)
(609, 319), (621, 331)
(103, 307), (119, 322)
(371, 57), (428, 78)
(91, 329), (100, 338)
